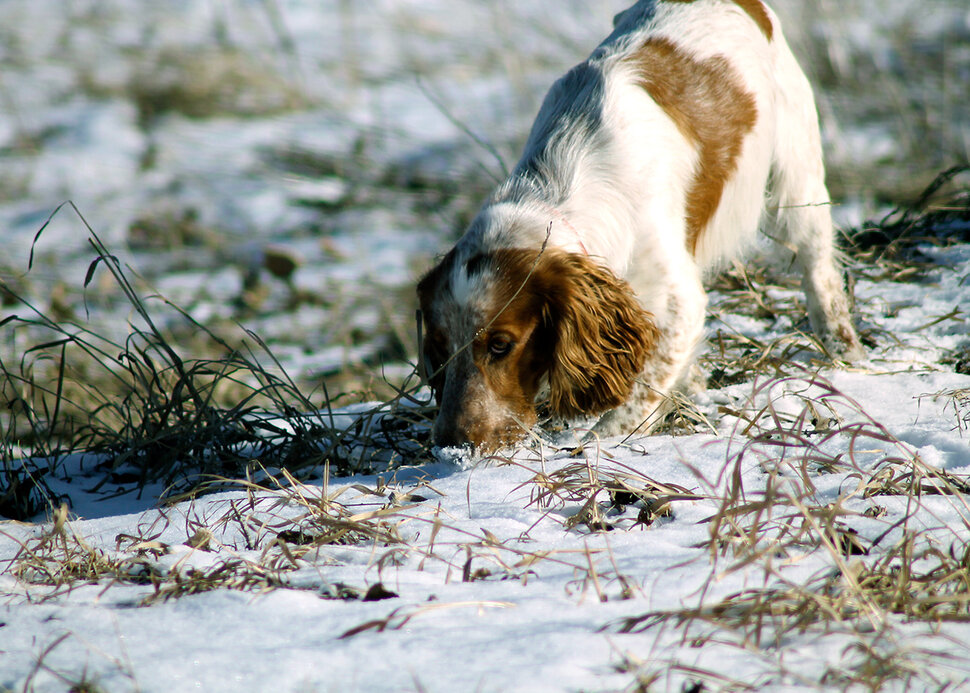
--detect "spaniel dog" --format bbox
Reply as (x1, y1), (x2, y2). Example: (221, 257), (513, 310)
(417, 0), (864, 452)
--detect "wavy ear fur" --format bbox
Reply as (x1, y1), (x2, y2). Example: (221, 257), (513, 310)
(537, 250), (658, 419)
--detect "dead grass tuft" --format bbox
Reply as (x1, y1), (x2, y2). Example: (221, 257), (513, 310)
(522, 455), (700, 533)
(608, 373), (970, 689)
(6, 466), (419, 605)
(844, 165), (970, 281)
(0, 203), (436, 520)
(10, 504), (162, 591)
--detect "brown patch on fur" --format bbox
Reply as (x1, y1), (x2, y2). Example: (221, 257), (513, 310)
(661, 0), (774, 41)
(732, 0), (773, 39)
(416, 248), (555, 449)
(416, 247), (658, 449)
(625, 37), (758, 255)
(469, 252), (552, 435)
(527, 249), (658, 419)
(478, 248), (658, 422)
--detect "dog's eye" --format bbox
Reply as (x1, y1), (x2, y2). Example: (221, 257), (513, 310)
(488, 334), (513, 358)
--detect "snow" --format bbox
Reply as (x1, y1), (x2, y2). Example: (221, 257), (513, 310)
(3, 346), (970, 690)
(2, 0), (969, 691)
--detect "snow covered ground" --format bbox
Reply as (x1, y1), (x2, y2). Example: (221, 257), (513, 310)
(2, 323), (970, 690)
(2, 1), (970, 691)
(3, 240), (969, 692)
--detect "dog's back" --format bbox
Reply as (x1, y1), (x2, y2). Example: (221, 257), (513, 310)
(494, 0), (818, 274)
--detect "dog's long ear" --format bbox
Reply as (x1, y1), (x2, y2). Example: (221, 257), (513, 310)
(417, 251), (456, 403)
(538, 250), (657, 419)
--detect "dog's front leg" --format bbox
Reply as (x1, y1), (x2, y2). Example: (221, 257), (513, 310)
(590, 276), (707, 438)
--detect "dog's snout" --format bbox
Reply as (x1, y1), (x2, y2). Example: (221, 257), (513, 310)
(431, 418), (472, 450)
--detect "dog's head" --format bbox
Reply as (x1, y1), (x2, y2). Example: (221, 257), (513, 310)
(417, 246), (656, 452)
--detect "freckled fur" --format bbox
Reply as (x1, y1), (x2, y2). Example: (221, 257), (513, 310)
(418, 0), (863, 452)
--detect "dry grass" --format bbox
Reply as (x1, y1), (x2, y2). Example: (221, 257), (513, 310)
(5, 370), (970, 689)
(843, 166), (970, 280)
(7, 465), (415, 605)
(1, 4), (967, 689)
(522, 455), (701, 533)
(5, 458), (624, 611)
(1, 174), (968, 690)
(602, 373), (970, 690)
(0, 203), (437, 520)
(776, 0), (970, 203)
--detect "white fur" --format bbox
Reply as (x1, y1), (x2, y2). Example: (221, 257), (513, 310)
(427, 0), (863, 444)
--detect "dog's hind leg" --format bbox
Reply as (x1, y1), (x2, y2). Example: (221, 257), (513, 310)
(768, 43), (864, 361)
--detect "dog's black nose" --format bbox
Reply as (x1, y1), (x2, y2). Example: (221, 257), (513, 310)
(432, 424), (472, 450)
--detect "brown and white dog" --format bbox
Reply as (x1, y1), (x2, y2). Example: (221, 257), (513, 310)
(417, 0), (863, 452)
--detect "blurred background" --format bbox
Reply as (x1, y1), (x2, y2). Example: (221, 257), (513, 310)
(0, 0), (967, 408)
